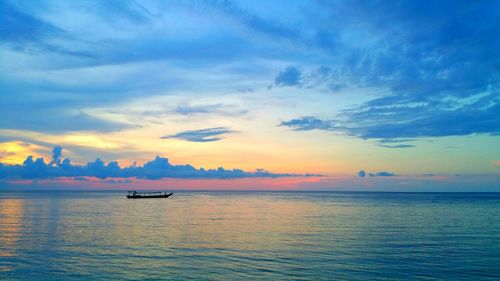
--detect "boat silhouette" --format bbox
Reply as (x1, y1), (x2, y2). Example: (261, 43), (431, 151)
(127, 191), (173, 199)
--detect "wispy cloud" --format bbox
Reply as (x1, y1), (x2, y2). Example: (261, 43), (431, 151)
(161, 127), (236, 142)
(175, 104), (223, 115)
(376, 139), (416, 148)
(202, 0), (301, 42)
(174, 104), (247, 117)
(0, 110), (134, 133)
(279, 117), (335, 131)
(378, 144), (415, 149)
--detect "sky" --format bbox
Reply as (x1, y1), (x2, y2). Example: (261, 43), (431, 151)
(0, 0), (499, 191)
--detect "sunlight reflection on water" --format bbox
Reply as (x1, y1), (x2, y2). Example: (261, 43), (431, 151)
(1, 191), (499, 280)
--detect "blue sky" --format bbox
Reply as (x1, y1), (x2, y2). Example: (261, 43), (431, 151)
(0, 0), (499, 190)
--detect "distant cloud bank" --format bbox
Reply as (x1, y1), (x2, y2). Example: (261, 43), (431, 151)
(0, 147), (317, 180)
(358, 170), (396, 177)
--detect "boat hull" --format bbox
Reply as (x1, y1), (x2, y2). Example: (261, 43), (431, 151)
(126, 193), (173, 199)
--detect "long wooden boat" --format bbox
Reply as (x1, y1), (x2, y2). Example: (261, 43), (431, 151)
(127, 191), (173, 199)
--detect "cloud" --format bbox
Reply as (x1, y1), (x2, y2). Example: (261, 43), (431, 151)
(0, 1), (273, 134)
(274, 67), (302, 87)
(357, 170), (396, 177)
(3, 0), (499, 142)
(237, 87), (254, 93)
(369, 171), (396, 177)
(0, 1), (93, 58)
(0, 1), (62, 43)
(376, 138), (416, 148)
(203, 0), (301, 42)
(174, 104), (247, 117)
(281, 104), (499, 147)
(0, 146), (314, 180)
(92, 0), (153, 24)
(337, 94), (500, 139)
(175, 104), (222, 115)
(49, 146), (63, 166)
(279, 116), (335, 131)
(271, 65), (340, 90)
(0, 109), (134, 133)
(378, 144), (415, 149)
(278, 1), (499, 140)
(282, 92), (499, 142)
(162, 127), (236, 142)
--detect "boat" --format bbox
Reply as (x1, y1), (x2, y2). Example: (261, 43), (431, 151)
(126, 191), (173, 199)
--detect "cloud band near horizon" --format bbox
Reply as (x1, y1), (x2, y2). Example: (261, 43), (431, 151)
(0, 146), (318, 180)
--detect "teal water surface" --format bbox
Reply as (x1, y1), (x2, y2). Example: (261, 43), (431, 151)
(1, 191), (499, 280)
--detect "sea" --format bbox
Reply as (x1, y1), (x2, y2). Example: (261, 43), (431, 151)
(1, 190), (499, 280)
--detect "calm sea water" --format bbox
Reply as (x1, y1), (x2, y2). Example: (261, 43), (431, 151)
(0, 191), (499, 280)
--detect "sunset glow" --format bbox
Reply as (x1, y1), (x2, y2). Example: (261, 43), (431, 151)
(1, 0), (499, 191)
